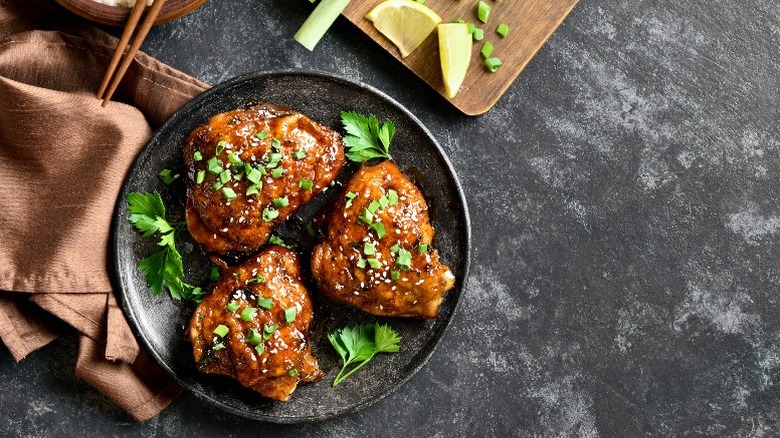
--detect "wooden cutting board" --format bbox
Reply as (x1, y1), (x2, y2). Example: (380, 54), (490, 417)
(342, 0), (579, 115)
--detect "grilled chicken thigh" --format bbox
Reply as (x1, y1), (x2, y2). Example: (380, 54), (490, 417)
(189, 246), (322, 401)
(184, 103), (345, 253)
(311, 161), (456, 318)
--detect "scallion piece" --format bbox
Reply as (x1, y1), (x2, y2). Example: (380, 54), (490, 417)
(473, 28), (484, 41)
(221, 187), (237, 201)
(452, 19), (465, 24)
(213, 324), (229, 338)
(387, 190), (399, 206)
(246, 328), (263, 345)
(288, 368), (298, 376)
(271, 138), (282, 149)
(496, 23), (509, 38)
(246, 183), (261, 196)
(196, 170), (206, 185)
(418, 243), (429, 253)
(370, 222), (386, 239)
(257, 296), (274, 310)
(299, 178), (313, 190)
(240, 307), (257, 322)
(364, 242), (376, 255)
(256, 131), (268, 140)
(272, 167), (283, 179)
(210, 266), (220, 281)
(228, 152), (243, 165)
(215, 140), (228, 156)
(345, 191), (358, 208)
(359, 209), (374, 225)
(226, 301), (239, 313)
(248, 274), (265, 284)
(285, 307), (297, 323)
(367, 200), (381, 214)
(485, 56), (503, 72)
(211, 181), (223, 191)
(356, 258), (367, 269)
(367, 258), (381, 269)
(481, 41), (494, 58)
(219, 169), (231, 184)
(193, 151), (203, 161)
(378, 195), (389, 209)
(273, 196), (289, 208)
(293, 150), (307, 160)
(396, 248), (412, 270)
(262, 208), (279, 222)
(477, 1), (491, 23)
(264, 323), (279, 336)
(294, 0), (353, 51)
(391, 270), (400, 280)
(306, 221), (316, 237)
(390, 243), (400, 254)
(467, 23), (476, 34)
(255, 344), (265, 355)
(213, 342), (225, 351)
(207, 157), (222, 174)
(246, 167), (263, 184)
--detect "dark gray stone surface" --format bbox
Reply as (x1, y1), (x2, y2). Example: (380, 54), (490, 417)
(2, 0), (780, 436)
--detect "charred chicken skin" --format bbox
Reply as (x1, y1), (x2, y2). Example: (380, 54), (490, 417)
(311, 161), (455, 318)
(184, 103), (345, 253)
(188, 246), (322, 401)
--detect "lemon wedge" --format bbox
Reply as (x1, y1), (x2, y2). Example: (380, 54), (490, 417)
(365, 0), (442, 58)
(438, 23), (472, 98)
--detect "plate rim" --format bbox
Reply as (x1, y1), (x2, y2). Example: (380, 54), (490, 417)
(111, 69), (472, 423)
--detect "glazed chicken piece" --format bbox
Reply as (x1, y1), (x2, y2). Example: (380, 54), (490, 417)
(189, 246), (322, 401)
(184, 103), (345, 253)
(311, 161), (456, 318)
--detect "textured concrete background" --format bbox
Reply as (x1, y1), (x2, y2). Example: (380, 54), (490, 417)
(3, 0), (780, 436)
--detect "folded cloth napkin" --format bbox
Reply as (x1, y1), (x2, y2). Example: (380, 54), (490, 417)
(0, 0), (208, 421)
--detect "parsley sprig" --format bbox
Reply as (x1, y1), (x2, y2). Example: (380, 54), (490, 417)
(127, 192), (204, 303)
(327, 322), (402, 386)
(340, 111), (395, 162)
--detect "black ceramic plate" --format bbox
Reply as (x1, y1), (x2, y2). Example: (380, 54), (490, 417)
(113, 71), (470, 423)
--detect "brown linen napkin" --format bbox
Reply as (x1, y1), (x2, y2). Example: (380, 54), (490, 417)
(0, 0), (209, 421)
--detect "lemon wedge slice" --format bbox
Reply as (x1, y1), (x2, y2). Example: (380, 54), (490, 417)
(365, 0), (442, 58)
(438, 23), (472, 98)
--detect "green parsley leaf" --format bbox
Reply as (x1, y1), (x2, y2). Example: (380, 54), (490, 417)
(340, 111), (395, 163)
(327, 322), (402, 386)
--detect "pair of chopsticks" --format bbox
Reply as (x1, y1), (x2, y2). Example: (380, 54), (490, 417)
(97, 0), (167, 106)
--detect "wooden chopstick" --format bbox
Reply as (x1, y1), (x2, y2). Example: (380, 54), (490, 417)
(99, 0), (167, 107)
(96, 0), (147, 100)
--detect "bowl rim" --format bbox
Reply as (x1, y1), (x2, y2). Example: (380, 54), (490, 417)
(52, 0), (208, 26)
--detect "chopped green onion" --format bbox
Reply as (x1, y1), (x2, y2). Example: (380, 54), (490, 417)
(213, 324), (229, 338)
(273, 196), (290, 208)
(496, 23), (509, 37)
(210, 266), (220, 281)
(370, 222), (386, 239)
(378, 195), (389, 208)
(293, 150), (307, 160)
(257, 296), (274, 310)
(196, 170), (206, 184)
(233, 171), (244, 181)
(219, 169), (231, 184)
(364, 242), (376, 255)
(213, 342), (225, 351)
(345, 191), (358, 208)
(272, 167), (283, 179)
(359, 209), (374, 225)
(387, 190), (399, 206)
(285, 307), (297, 323)
(268, 152), (283, 162)
(271, 138), (282, 150)
(473, 28), (484, 41)
(477, 1), (491, 23)
(255, 344), (265, 355)
(269, 235), (292, 248)
(246, 183), (261, 196)
(306, 221), (316, 237)
(367, 200), (381, 214)
(263, 323), (279, 340)
(299, 178), (313, 190)
(193, 151), (203, 161)
(262, 208), (279, 222)
(390, 243), (400, 254)
(452, 19), (465, 24)
(485, 56), (503, 72)
(367, 258), (381, 269)
(226, 301), (239, 313)
(221, 187), (237, 201)
(466, 23), (476, 34)
(418, 243), (429, 253)
(215, 140), (228, 156)
(294, 0), (353, 51)
(481, 41), (494, 58)
(256, 131), (268, 140)
(396, 248), (412, 270)
(207, 157), (222, 174)
(211, 181), (223, 191)
(246, 167), (263, 184)
(248, 274), (265, 284)
(391, 270), (400, 280)
(288, 368), (298, 376)
(246, 328), (263, 345)
(356, 258), (367, 269)
(240, 307), (257, 321)
(227, 152), (242, 164)
(157, 169), (176, 186)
